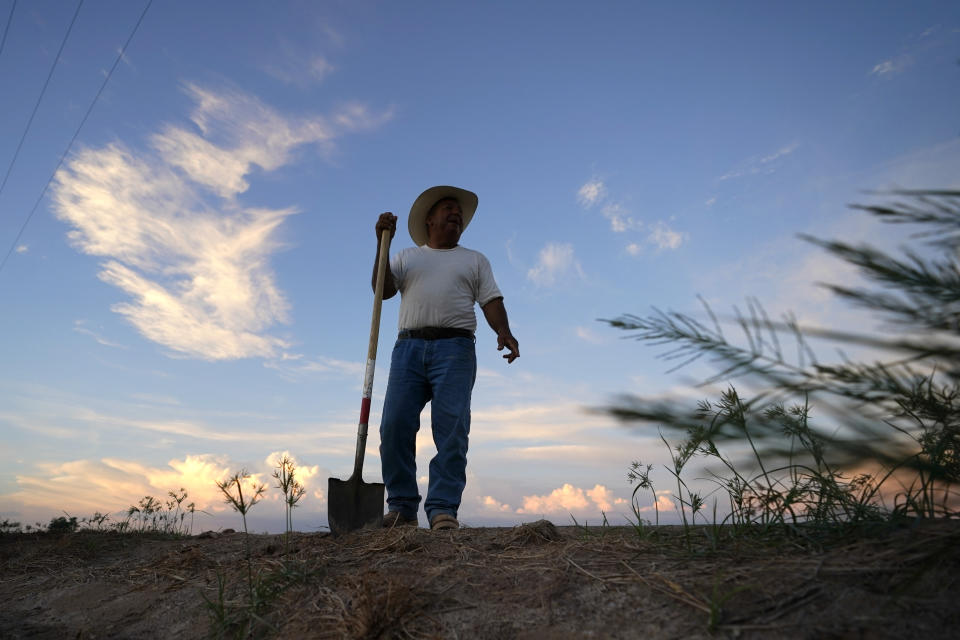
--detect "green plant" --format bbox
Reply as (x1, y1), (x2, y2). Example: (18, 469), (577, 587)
(120, 490), (196, 536)
(272, 455), (305, 552)
(216, 470), (267, 609)
(603, 190), (960, 529)
(164, 488), (196, 536)
(201, 569), (242, 639)
(705, 575), (751, 633)
(626, 460), (661, 539)
(570, 511), (611, 539)
(81, 511), (110, 531)
(0, 519), (22, 534)
(47, 515), (79, 534)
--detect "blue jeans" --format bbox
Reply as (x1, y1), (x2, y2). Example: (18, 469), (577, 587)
(379, 336), (477, 522)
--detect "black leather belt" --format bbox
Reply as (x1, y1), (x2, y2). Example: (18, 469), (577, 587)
(398, 327), (474, 340)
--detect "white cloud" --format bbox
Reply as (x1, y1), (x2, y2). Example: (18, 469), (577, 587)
(634, 490), (676, 514)
(471, 400), (614, 443)
(527, 242), (582, 287)
(265, 354), (364, 378)
(62, 405), (334, 447)
(577, 179), (606, 207)
(601, 203), (643, 232)
(870, 54), (912, 76)
(578, 178), (647, 233)
(759, 142), (799, 165)
(624, 222), (686, 256)
(647, 221), (686, 251)
(52, 85), (391, 361)
(73, 320), (126, 349)
(308, 56), (335, 82)
(587, 484), (626, 511)
(263, 450), (322, 493)
(15, 244), (27, 254)
(479, 495), (512, 512)
(266, 54), (337, 87)
(575, 326), (604, 344)
(719, 142), (800, 181)
(8, 454), (235, 516)
(3, 451), (329, 529)
(516, 483), (625, 514)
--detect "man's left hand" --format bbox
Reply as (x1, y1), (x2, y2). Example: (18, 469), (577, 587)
(497, 332), (519, 363)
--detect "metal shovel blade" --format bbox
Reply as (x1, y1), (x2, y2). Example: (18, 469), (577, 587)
(327, 475), (385, 535)
(327, 227), (391, 536)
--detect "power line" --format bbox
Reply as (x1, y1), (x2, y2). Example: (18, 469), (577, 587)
(0, 0), (154, 276)
(0, 0), (84, 200)
(0, 1), (16, 62)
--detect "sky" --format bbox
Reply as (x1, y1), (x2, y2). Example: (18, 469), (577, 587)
(1, 1), (958, 533)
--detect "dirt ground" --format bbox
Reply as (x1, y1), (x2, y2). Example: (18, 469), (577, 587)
(1, 518), (958, 639)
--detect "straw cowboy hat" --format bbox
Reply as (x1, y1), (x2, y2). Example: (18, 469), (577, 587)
(408, 185), (478, 246)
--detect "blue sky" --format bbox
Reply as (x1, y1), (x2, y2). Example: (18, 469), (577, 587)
(1, 1), (958, 532)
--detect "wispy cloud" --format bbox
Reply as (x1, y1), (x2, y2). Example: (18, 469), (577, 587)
(718, 142), (799, 182)
(526, 242), (583, 287)
(67, 406), (329, 445)
(73, 320), (126, 349)
(265, 354), (364, 378)
(265, 52), (336, 87)
(52, 84), (392, 361)
(870, 55), (913, 76)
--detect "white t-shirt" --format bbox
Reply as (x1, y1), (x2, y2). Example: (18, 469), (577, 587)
(391, 245), (503, 332)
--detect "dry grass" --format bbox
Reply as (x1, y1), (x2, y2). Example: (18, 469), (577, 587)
(3, 519), (958, 639)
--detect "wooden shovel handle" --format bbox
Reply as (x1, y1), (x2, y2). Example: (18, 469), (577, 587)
(353, 227), (392, 477)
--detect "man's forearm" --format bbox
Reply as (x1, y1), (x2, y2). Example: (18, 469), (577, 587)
(482, 297), (512, 336)
(372, 238), (397, 299)
(482, 297), (519, 363)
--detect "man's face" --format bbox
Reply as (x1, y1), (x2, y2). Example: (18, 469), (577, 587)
(425, 198), (463, 240)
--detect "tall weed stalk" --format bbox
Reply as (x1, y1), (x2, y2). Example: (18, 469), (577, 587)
(217, 470), (266, 607)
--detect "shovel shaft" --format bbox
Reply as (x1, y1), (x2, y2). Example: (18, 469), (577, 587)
(352, 227), (392, 478)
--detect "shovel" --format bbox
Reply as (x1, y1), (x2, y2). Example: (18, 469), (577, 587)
(327, 227), (391, 535)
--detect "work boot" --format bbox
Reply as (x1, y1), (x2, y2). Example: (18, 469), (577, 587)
(430, 513), (458, 530)
(383, 511), (417, 528)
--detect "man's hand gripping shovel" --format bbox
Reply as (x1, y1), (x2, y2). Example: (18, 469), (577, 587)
(327, 227), (391, 535)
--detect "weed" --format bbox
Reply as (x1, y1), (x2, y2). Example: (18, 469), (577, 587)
(272, 455), (305, 553)
(605, 191), (960, 537)
(628, 460), (659, 526)
(570, 511), (612, 539)
(116, 489), (197, 536)
(47, 515), (79, 534)
(216, 469), (266, 609)
(705, 575), (751, 633)
(0, 519), (21, 534)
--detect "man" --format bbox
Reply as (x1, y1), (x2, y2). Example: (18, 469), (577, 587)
(373, 185), (519, 530)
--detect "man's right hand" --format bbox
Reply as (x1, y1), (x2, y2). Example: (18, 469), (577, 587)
(376, 212), (397, 239)
(373, 212), (398, 298)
